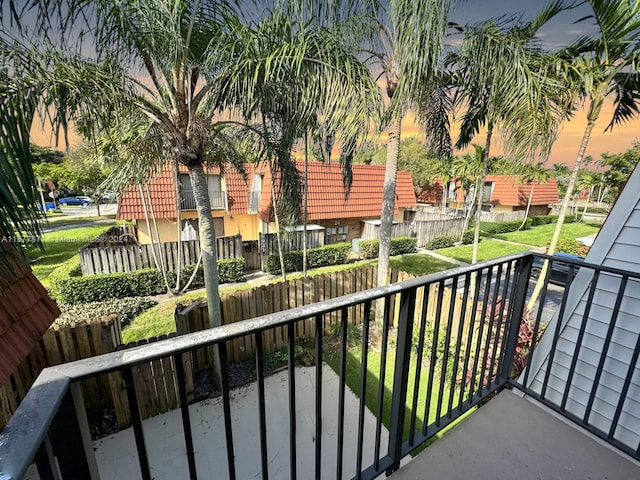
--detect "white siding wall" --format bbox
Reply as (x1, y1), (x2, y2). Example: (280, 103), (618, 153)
(526, 175), (640, 451)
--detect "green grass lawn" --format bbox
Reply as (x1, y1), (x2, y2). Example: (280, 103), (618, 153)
(325, 346), (472, 455)
(488, 222), (600, 247)
(389, 254), (457, 276)
(436, 240), (529, 264)
(27, 223), (117, 287)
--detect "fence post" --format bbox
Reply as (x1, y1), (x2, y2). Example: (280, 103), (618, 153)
(499, 255), (533, 383)
(386, 287), (417, 474)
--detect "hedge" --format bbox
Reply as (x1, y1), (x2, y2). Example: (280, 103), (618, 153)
(359, 237), (417, 259)
(48, 256), (82, 298)
(424, 236), (455, 250)
(52, 258), (245, 304)
(265, 243), (351, 274)
(530, 215), (556, 226)
(57, 297), (158, 327)
(480, 218), (532, 234)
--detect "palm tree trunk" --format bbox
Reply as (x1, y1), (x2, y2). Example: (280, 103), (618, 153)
(303, 131), (309, 278)
(472, 124), (493, 264)
(173, 161), (182, 291)
(580, 188), (592, 222)
(187, 164), (222, 328)
(518, 185), (535, 230)
(268, 158), (287, 281)
(527, 119), (595, 310)
(377, 117), (401, 291)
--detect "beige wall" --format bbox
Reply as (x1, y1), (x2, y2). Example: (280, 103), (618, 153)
(137, 219), (179, 244)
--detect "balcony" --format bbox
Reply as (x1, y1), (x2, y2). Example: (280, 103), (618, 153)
(181, 189), (227, 211)
(2, 253), (640, 479)
(248, 191), (260, 214)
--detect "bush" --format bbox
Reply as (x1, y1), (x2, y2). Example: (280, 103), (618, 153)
(53, 258), (245, 304)
(425, 236), (455, 250)
(461, 230), (477, 245)
(480, 218), (532, 234)
(531, 215), (556, 226)
(176, 258), (245, 288)
(57, 297), (158, 327)
(266, 243), (351, 274)
(53, 268), (166, 305)
(359, 237), (417, 259)
(554, 238), (589, 256)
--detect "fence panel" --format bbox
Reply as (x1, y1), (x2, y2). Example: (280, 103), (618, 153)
(414, 218), (466, 247)
(80, 235), (243, 275)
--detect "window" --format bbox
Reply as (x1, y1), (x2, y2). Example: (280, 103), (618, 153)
(447, 181), (457, 200)
(326, 226), (348, 244)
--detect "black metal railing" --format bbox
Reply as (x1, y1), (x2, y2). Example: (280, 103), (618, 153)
(507, 254), (640, 463)
(181, 189), (226, 211)
(1, 252), (639, 480)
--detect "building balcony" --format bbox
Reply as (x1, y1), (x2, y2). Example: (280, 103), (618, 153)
(2, 253), (640, 479)
(180, 189), (227, 211)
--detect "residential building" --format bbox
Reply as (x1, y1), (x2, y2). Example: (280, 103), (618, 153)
(418, 175), (558, 215)
(117, 161), (416, 245)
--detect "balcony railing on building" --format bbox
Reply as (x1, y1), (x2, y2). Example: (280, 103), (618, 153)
(180, 189), (227, 211)
(2, 253), (639, 480)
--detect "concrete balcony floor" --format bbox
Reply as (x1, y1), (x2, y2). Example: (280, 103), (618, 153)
(391, 390), (640, 480)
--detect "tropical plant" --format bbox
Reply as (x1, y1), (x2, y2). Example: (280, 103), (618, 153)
(601, 141), (640, 197)
(451, 1), (566, 263)
(528, 0), (640, 309)
(517, 162), (552, 230)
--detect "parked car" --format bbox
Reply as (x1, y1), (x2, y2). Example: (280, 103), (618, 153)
(532, 253), (585, 286)
(58, 196), (92, 206)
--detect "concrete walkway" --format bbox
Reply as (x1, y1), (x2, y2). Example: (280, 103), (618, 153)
(391, 390), (640, 480)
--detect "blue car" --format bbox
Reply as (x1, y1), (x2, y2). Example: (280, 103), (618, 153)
(58, 196), (92, 206)
(532, 253), (585, 286)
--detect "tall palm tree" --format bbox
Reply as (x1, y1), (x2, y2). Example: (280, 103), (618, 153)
(453, 145), (486, 235)
(451, 1), (566, 263)
(517, 162), (551, 230)
(528, 0), (640, 308)
(281, 0), (457, 310)
(3, 2), (376, 330)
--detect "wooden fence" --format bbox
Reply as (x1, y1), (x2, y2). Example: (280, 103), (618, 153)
(479, 210), (526, 222)
(414, 218), (467, 247)
(259, 230), (325, 257)
(0, 318), (122, 431)
(79, 235), (243, 275)
(361, 222), (413, 240)
(1, 266), (478, 431)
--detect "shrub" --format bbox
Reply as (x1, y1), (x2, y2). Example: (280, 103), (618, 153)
(554, 238), (589, 256)
(359, 237), (417, 259)
(266, 243), (351, 274)
(57, 297), (158, 327)
(480, 218), (532, 234)
(461, 230), (478, 245)
(531, 215), (555, 226)
(176, 258), (245, 287)
(53, 268), (166, 305)
(425, 236), (455, 250)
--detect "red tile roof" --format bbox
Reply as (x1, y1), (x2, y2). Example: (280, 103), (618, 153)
(119, 161), (417, 222)
(418, 175), (558, 207)
(0, 241), (60, 385)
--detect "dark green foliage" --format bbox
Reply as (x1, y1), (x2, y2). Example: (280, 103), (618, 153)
(48, 256), (82, 298)
(53, 258), (245, 304)
(481, 218), (532, 234)
(461, 230), (477, 245)
(359, 237), (417, 259)
(530, 215), (556, 226)
(266, 243), (351, 274)
(424, 235), (455, 249)
(57, 297), (158, 327)
(53, 268), (166, 304)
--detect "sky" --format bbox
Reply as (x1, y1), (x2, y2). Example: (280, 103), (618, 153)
(29, 0), (640, 167)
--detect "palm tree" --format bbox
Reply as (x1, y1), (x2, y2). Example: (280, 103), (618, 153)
(453, 145), (486, 235)
(517, 162), (551, 230)
(451, 1), (566, 264)
(528, 0), (640, 309)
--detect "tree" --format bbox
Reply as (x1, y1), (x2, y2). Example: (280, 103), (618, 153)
(453, 145), (486, 234)
(517, 162), (552, 230)
(601, 141), (640, 196)
(528, 0), (640, 309)
(451, 1), (566, 264)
